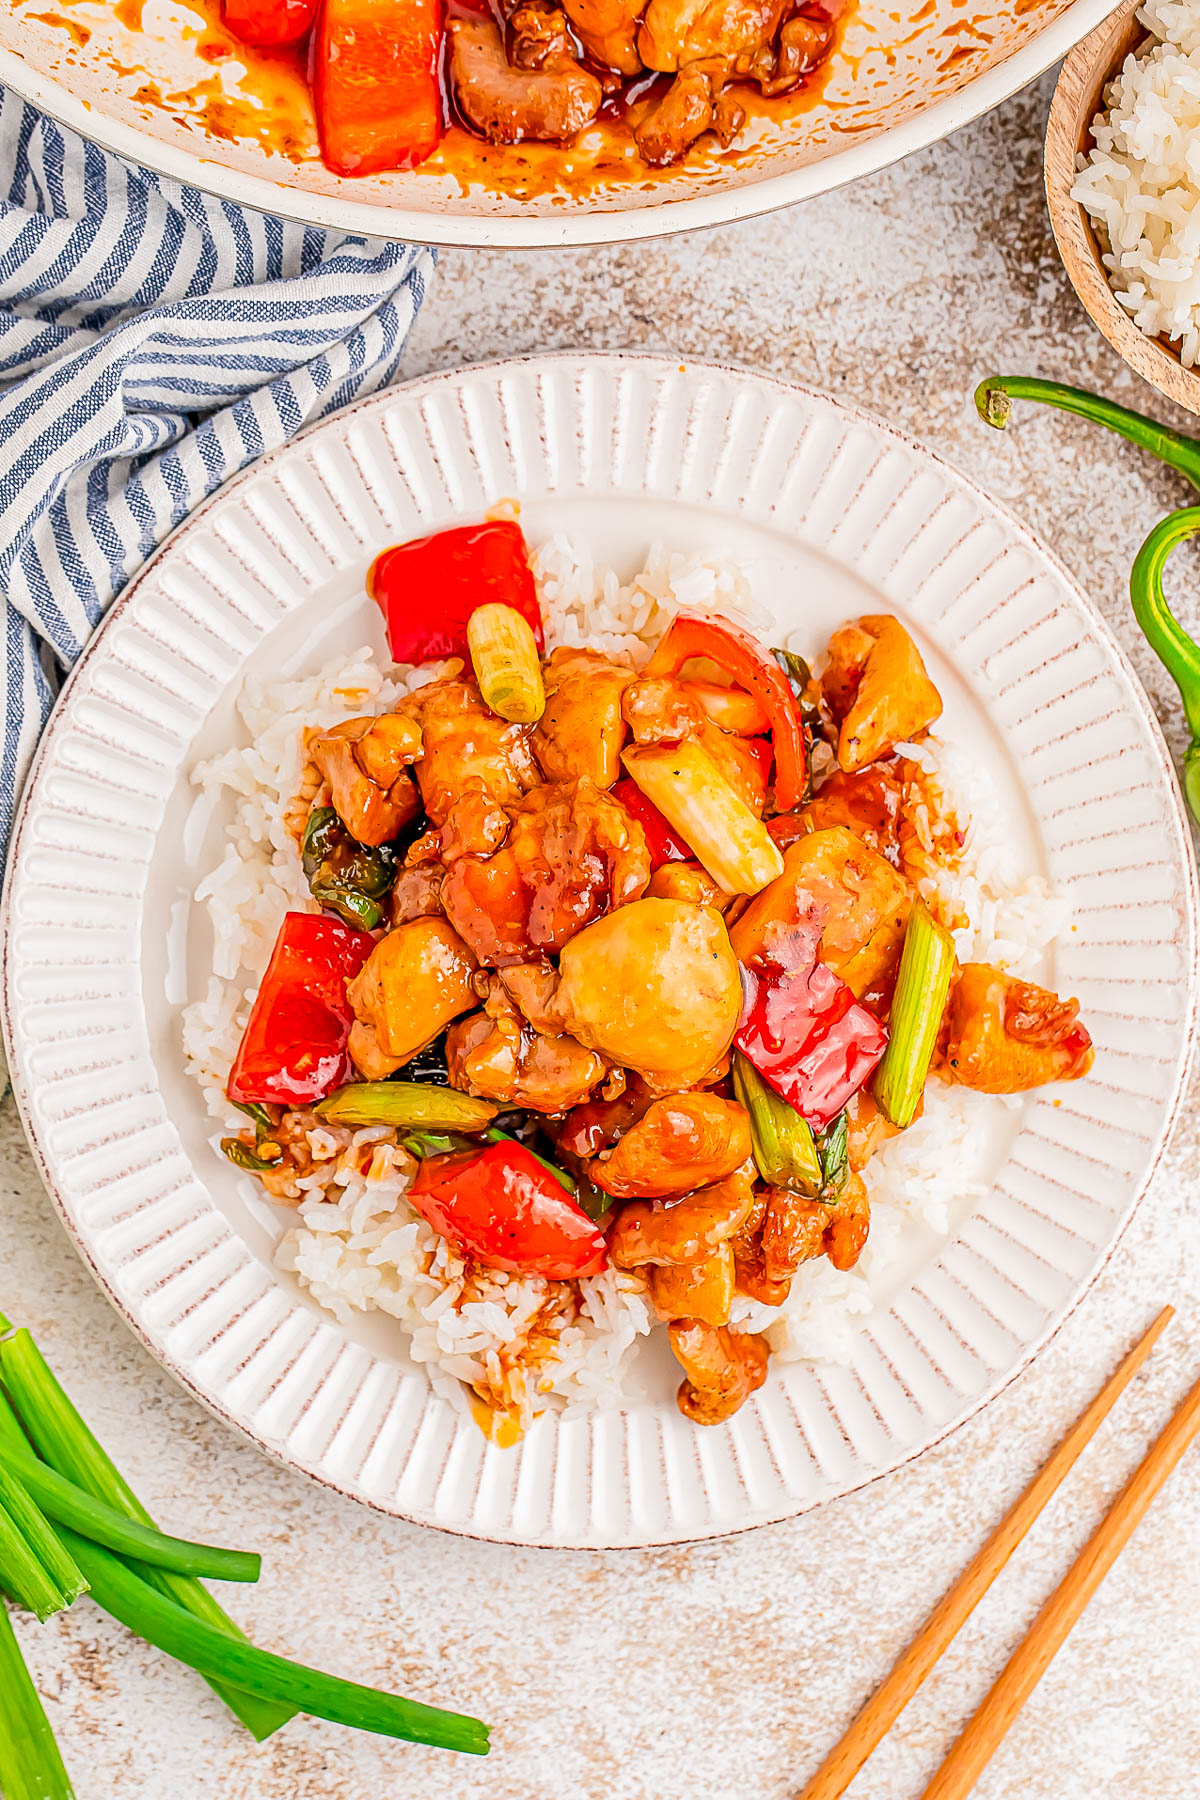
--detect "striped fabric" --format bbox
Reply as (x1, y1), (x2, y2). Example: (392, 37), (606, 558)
(0, 87), (434, 875)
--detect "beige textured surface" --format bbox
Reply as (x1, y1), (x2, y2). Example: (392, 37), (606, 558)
(5, 68), (1200, 1799)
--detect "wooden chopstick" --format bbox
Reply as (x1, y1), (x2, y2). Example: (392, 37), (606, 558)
(795, 1305), (1174, 1800)
(921, 1344), (1200, 1800)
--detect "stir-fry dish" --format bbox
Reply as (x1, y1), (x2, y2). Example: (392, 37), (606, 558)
(195, 518), (1094, 1440)
(220, 0), (837, 173)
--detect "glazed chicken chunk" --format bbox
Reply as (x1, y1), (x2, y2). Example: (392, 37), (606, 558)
(669, 1320), (770, 1426)
(446, 979), (605, 1113)
(306, 714), (422, 847)
(347, 917), (478, 1076)
(447, 14), (603, 146)
(397, 675), (540, 824)
(532, 648), (635, 789)
(551, 897), (744, 1090)
(945, 964), (1094, 1093)
(821, 614), (943, 773)
(591, 1094), (752, 1198)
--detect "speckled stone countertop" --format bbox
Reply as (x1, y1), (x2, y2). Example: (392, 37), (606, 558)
(5, 69), (1200, 1800)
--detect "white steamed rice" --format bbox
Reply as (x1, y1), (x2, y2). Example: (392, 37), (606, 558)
(1072, 0), (1200, 366)
(182, 535), (1070, 1428)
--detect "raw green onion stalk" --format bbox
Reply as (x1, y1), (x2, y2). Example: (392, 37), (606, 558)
(0, 1315), (492, 1763)
(0, 1327), (292, 1743)
(732, 1051), (823, 1196)
(874, 900), (955, 1128)
(0, 1602), (75, 1800)
(0, 1393), (259, 1585)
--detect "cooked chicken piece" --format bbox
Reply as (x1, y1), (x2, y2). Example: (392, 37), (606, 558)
(446, 981), (603, 1113)
(552, 897), (743, 1090)
(347, 917), (478, 1074)
(669, 1320), (769, 1425)
(497, 961), (563, 1034)
(729, 1185), (792, 1304)
(821, 615), (942, 773)
(729, 826), (910, 999)
(757, 1174), (870, 1278)
(558, 1074), (657, 1159)
(945, 964), (1094, 1093)
(438, 793), (510, 863)
(592, 1094), (752, 1198)
(441, 776), (650, 965)
(532, 647), (635, 789)
(634, 64), (721, 164)
(645, 861), (730, 909)
(800, 764), (905, 867)
(306, 715), (423, 847)
(751, 10), (831, 92)
(826, 1171), (871, 1271)
(638, 0), (786, 69)
(622, 676), (707, 746)
(650, 1244), (735, 1327)
(397, 676), (539, 826)
(448, 15), (603, 145)
(606, 1165), (755, 1267)
(389, 861), (446, 926)
(760, 1186), (828, 1281)
(561, 0), (644, 73)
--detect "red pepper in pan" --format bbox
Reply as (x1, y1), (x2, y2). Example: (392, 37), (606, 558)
(369, 520), (544, 664)
(610, 776), (691, 869)
(223, 0), (316, 47)
(226, 912), (374, 1108)
(646, 612), (807, 810)
(735, 931), (888, 1133)
(408, 1141), (607, 1279)
(314, 0), (443, 176)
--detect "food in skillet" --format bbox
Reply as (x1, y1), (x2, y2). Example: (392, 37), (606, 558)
(220, 0), (837, 172)
(186, 520), (1094, 1442)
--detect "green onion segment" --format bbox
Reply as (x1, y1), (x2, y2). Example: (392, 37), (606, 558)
(316, 1083), (498, 1131)
(873, 899), (955, 1128)
(0, 1602), (76, 1800)
(0, 1393), (259, 1585)
(56, 1530), (490, 1756)
(732, 1052), (822, 1196)
(0, 1330), (292, 1743)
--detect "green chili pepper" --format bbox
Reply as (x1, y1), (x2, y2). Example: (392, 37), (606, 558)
(1130, 507), (1200, 826)
(231, 1100), (280, 1138)
(977, 376), (1200, 827)
(975, 375), (1200, 490)
(302, 806), (399, 931)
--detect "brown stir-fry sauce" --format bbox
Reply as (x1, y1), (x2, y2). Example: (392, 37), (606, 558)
(226, 575), (1096, 1435)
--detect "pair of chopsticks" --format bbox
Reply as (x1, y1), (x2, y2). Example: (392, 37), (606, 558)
(797, 1305), (1197, 1800)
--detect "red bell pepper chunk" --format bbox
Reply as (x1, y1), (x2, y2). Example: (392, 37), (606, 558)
(369, 520), (545, 665)
(314, 0), (443, 178)
(409, 1142), (607, 1279)
(736, 953), (887, 1133)
(223, 0), (316, 47)
(647, 613), (808, 810)
(611, 776), (691, 869)
(227, 912), (374, 1108)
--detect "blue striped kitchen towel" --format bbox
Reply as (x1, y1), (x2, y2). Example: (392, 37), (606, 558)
(0, 86), (434, 876)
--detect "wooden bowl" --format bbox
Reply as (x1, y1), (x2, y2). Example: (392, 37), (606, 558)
(1045, 0), (1200, 416)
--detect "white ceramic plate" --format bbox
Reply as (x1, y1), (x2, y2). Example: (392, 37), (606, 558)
(4, 353), (1196, 1548)
(0, 0), (1120, 247)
